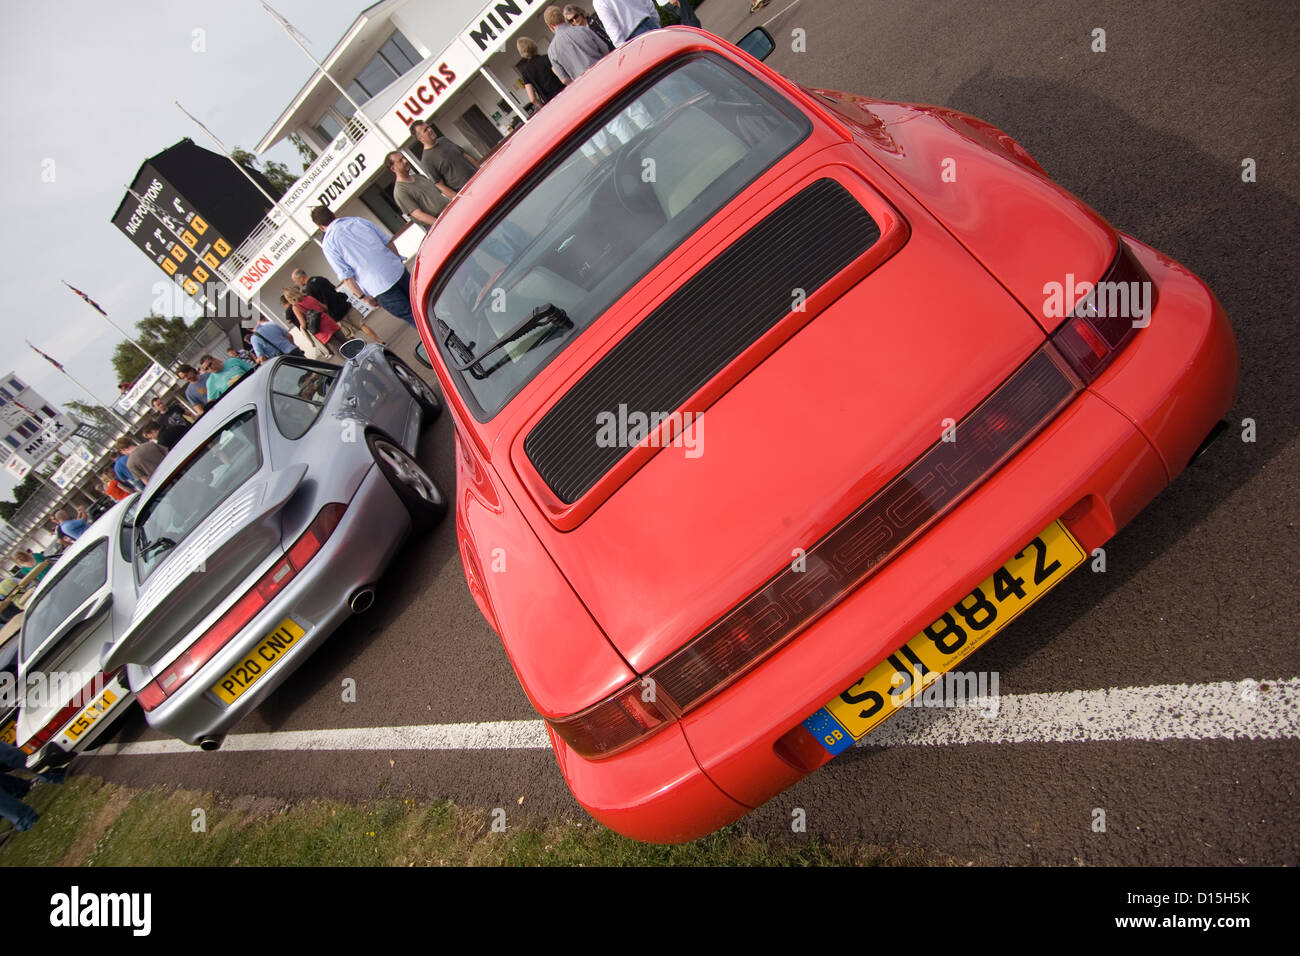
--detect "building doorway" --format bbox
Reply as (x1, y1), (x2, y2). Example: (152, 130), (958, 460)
(455, 105), (503, 157)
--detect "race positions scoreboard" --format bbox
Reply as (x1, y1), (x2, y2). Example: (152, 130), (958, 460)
(111, 138), (277, 308)
(112, 165), (235, 301)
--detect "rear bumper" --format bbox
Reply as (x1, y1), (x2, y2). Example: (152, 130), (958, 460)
(23, 672), (134, 774)
(552, 238), (1238, 842)
(139, 463), (412, 745)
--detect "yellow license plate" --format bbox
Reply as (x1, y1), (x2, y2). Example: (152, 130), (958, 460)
(0, 717), (15, 745)
(806, 520), (1085, 753)
(211, 619), (305, 705)
(66, 688), (119, 740)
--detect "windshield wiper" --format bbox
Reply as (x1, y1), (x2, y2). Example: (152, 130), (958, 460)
(139, 537), (177, 563)
(454, 303), (572, 378)
(437, 318), (476, 367)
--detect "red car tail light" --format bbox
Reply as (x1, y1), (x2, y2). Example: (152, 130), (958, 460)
(21, 670), (117, 754)
(138, 503), (347, 712)
(547, 681), (676, 758)
(287, 502), (347, 568)
(1052, 241), (1155, 383)
(551, 347), (1083, 759)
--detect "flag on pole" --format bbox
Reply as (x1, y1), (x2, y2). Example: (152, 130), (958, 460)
(260, 1), (313, 45)
(26, 340), (65, 373)
(174, 101), (234, 157)
(62, 281), (109, 316)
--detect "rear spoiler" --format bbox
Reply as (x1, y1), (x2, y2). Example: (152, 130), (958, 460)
(102, 463), (307, 672)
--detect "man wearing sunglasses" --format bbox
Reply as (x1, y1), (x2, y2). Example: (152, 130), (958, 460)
(562, 5), (614, 51)
(544, 5), (610, 84)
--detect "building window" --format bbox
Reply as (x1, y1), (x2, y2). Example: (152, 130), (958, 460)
(41, 405), (55, 418)
(356, 57), (398, 101)
(378, 32), (420, 74)
(309, 29), (421, 144)
(0, 388), (11, 402)
(354, 30), (421, 98)
(313, 113), (343, 145)
(3, 435), (17, 450)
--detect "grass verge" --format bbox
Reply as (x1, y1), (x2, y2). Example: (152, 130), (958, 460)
(0, 775), (957, 866)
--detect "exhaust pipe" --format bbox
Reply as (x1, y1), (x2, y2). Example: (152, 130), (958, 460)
(1191, 419), (1230, 463)
(349, 587), (376, 614)
(197, 735), (224, 752)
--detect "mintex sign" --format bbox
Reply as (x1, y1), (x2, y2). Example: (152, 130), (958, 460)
(460, 0), (547, 54)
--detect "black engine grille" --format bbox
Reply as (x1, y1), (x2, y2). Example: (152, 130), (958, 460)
(524, 178), (882, 504)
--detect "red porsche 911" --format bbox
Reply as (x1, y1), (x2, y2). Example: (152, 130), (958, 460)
(409, 27), (1238, 842)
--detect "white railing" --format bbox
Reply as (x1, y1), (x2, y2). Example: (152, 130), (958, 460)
(219, 112), (375, 285)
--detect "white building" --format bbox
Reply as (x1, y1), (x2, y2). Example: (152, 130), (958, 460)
(224, 0), (565, 318)
(1, 373), (74, 481)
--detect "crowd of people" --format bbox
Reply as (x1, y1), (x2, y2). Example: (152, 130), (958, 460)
(0, 0), (784, 840)
(2, 2), (743, 576)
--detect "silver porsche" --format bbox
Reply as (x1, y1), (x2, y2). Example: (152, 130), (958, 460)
(102, 343), (446, 748)
(15, 496), (139, 772)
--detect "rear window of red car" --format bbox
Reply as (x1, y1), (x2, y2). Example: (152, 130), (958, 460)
(428, 54), (811, 420)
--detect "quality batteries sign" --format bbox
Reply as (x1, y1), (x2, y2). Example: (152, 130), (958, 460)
(233, 127), (385, 296)
(113, 167), (234, 301)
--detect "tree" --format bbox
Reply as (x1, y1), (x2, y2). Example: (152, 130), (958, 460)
(66, 400), (117, 428)
(289, 132), (318, 171)
(0, 472), (43, 522)
(110, 313), (200, 384)
(231, 147), (297, 199)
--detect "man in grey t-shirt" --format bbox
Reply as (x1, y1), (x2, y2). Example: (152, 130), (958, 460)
(411, 122), (479, 196)
(387, 151), (449, 225)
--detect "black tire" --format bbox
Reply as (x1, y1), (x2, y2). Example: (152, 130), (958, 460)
(387, 354), (442, 424)
(367, 433), (447, 527)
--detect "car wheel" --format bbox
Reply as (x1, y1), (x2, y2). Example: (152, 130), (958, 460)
(388, 355), (442, 424)
(367, 433), (447, 527)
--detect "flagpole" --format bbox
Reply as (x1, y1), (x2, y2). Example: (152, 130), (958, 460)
(259, 1), (416, 164)
(62, 281), (171, 376)
(173, 101), (318, 246)
(25, 341), (133, 431)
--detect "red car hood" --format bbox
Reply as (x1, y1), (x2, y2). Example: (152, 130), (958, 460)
(517, 205), (1047, 672)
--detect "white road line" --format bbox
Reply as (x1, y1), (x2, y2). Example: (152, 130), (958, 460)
(92, 719), (550, 757)
(857, 678), (1300, 748)
(89, 678), (1299, 758)
(760, 0), (804, 30)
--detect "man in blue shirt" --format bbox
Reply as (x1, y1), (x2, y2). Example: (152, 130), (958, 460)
(248, 316), (303, 362)
(53, 506), (90, 540)
(113, 453), (143, 492)
(176, 364), (210, 413)
(593, 0), (660, 46)
(311, 206), (415, 325)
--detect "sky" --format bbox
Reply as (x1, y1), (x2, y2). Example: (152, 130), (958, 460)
(0, 0), (371, 499)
